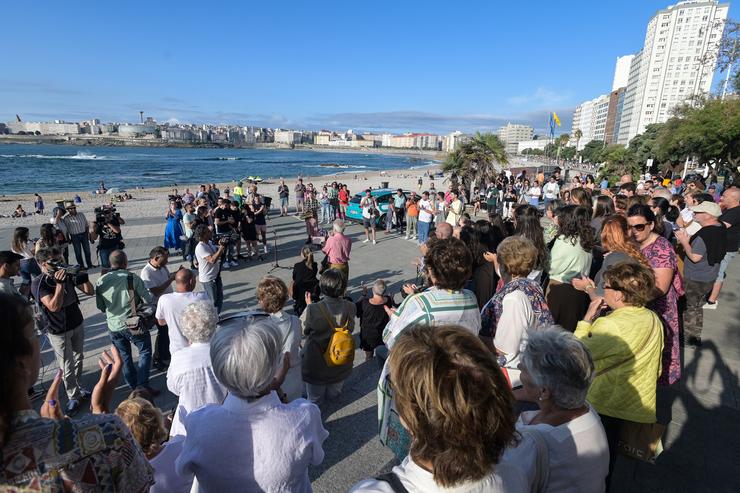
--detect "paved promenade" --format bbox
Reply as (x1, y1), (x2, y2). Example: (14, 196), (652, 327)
(2, 213), (738, 493)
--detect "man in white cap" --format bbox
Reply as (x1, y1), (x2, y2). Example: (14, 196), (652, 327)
(675, 201), (727, 347)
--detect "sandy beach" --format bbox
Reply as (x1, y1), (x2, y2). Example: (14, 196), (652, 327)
(0, 164), (443, 228)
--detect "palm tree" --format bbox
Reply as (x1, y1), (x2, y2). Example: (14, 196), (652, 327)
(556, 133), (570, 161)
(574, 129), (583, 152)
(442, 132), (508, 193)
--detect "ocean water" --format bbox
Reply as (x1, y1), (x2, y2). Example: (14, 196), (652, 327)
(0, 144), (437, 194)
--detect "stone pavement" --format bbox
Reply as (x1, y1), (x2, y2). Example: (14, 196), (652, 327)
(2, 213), (739, 493)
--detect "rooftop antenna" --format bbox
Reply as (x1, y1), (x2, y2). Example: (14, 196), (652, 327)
(139, 111), (144, 123)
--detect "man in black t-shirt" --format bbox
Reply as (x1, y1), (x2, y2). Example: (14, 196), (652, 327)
(706, 187), (740, 308)
(251, 192), (269, 255)
(214, 199), (238, 267)
(33, 247), (95, 415)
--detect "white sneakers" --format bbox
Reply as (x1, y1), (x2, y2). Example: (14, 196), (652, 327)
(363, 238), (370, 243)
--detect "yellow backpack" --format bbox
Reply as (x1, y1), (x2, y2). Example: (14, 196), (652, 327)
(317, 302), (355, 367)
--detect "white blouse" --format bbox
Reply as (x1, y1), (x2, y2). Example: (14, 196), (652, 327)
(166, 342), (227, 438)
(269, 311), (304, 401)
(501, 405), (609, 493)
(350, 455), (527, 493)
(176, 392), (328, 492)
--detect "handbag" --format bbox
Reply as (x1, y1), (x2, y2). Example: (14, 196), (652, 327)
(593, 316), (665, 463)
(124, 273), (156, 336)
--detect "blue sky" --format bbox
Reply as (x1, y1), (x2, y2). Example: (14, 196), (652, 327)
(1, 1), (734, 135)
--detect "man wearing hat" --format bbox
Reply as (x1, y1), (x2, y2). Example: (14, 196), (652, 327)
(55, 200), (94, 270)
(0, 251), (24, 300)
(675, 201), (727, 347)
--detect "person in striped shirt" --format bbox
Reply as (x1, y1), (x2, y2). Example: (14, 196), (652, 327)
(56, 201), (94, 269)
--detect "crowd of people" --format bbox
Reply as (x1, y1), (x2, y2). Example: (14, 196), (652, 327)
(0, 167), (738, 492)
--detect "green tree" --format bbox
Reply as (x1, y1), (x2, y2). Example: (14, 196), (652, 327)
(598, 144), (641, 181)
(560, 146), (577, 160)
(580, 140), (604, 163)
(573, 129), (583, 153)
(442, 132), (508, 191)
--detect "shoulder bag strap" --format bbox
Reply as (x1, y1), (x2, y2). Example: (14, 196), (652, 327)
(317, 301), (336, 328)
(375, 472), (409, 493)
(127, 273), (138, 315)
(595, 315), (658, 377)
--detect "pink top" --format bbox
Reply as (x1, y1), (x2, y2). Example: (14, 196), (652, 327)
(323, 233), (352, 264)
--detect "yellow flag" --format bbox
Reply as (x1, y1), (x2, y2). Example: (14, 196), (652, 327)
(553, 112), (561, 127)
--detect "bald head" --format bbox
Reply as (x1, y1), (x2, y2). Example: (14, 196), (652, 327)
(721, 187), (740, 209)
(109, 250), (127, 269)
(620, 174), (633, 185)
(435, 222), (453, 240)
(175, 268), (196, 292)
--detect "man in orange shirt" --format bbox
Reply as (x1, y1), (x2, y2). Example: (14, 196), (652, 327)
(405, 192), (420, 240)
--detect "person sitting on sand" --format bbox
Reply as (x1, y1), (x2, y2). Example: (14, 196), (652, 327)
(12, 204), (27, 218)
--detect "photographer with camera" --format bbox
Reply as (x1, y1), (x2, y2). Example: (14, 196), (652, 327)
(33, 247), (94, 415)
(214, 198), (239, 268)
(89, 206), (123, 270)
(194, 224), (227, 313)
(95, 250), (158, 395)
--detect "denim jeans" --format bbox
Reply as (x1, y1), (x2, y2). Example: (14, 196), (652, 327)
(305, 381), (345, 406)
(70, 232), (93, 268)
(202, 276), (224, 313)
(417, 220), (431, 244)
(98, 248), (114, 269)
(321, 203), (331, 223)
(109, 329), (152, 390)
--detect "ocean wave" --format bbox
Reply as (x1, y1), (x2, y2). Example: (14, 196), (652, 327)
(0, 152), (118, 161)
(204, 156), (245, 161)
(306, 164), (369, 169)
(142, 171), (179, 176)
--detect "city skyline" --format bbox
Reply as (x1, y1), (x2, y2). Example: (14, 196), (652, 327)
(1, 1), (735, 135)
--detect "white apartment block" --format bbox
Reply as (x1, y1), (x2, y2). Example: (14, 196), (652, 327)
(612, 55), (635, 90)
(442, 131), (468, 152)
(498, 123), (534, 154)
(617, 0), (728, 144)
(571, 94), (608, 149)
(516, 139), (550, 154)
(274, 130), (302, 145)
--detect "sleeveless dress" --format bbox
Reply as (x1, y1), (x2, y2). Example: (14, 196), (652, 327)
(164, 209), (184, 250)
(642, 235), (684, 385)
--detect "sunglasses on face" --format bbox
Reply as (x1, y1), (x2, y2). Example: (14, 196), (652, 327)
(629, 222), (650, 232)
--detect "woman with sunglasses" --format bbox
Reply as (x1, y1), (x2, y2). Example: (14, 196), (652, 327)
(574, 262), (664, 488)
(627, 205), (683, 386)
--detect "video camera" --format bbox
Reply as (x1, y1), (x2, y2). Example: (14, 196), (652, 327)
(214, 232), (233, 246)
(46, 259), (89, 285)
(94, 204), (119, 224)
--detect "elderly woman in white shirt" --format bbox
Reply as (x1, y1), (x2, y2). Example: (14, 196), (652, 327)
(176, 317), (328, 491)
(257, 275), (303, 401)
(502, 328), (609, 493)
(166, 300), (227, 437)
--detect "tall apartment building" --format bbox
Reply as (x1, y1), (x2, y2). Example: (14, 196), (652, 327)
(617, 0), (729, 144)
(498, 123), (533, 154)
(570, 94), (608, 149)
(442, 131), (468, 152)
(612, 55), (636, 91)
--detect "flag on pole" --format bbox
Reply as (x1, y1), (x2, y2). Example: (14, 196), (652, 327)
(552, 111), (561, 127)
(548, 113), (555, 138)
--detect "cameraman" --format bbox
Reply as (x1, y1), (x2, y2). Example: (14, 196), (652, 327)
(213, 198), (238, 267)
(194, 224), (227, 313)
(90, 208), (123, 269)
(33, 247), (94, 415)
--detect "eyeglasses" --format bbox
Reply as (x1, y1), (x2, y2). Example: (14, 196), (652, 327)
(628, 223), (650, 232)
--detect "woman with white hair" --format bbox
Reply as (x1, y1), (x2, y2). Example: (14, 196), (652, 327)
(166, 300), (227, 437)
(176, 317), (328, 491)
(502, 328), (609, 492)
(355, 279), (394, 361)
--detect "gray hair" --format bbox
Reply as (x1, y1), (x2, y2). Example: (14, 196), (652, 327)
(178, 301), (218, 343)
(520, 327), (594, 410)
(210, 317), (281, 399)
(332, 219), (345, 234)
(372, 279), (387, 296)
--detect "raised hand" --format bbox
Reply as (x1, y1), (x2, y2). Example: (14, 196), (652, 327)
(91, 346), (123, 414)
(40, 369), (64, 420)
